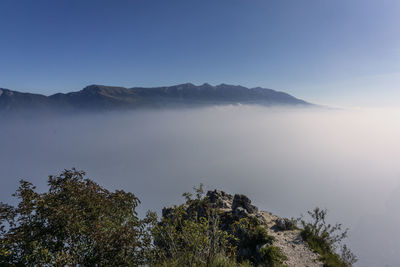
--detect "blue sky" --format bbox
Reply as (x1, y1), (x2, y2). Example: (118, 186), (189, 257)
(0, 0), (399, 106)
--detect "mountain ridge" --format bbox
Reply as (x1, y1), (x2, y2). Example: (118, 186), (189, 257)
(0, 83), (312, 112)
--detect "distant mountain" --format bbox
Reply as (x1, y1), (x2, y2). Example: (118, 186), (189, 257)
(0, 83), (312, 112)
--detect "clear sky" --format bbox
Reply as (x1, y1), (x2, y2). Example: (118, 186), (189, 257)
(0, 0), (399, 107)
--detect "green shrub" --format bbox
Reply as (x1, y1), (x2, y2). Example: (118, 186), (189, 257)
(232, 216), (275, 265)
(300, 207), (357, 267)
(154, 185), (279, 267)
(152, 185), (236, 266)
(259, 246), (288, 267)
(155, 253), (253, 267)
(212, 253), (253, 267)
(0, 169), (150, 266)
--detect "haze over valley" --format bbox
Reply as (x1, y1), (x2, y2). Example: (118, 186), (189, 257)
(1, 105), (399, 266)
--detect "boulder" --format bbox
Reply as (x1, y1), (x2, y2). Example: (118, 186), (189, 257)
(206, 189), (233, 209)
(276, 218), (296, 231)
(232, 194), (258, 214)
(233, 206), (249, 219)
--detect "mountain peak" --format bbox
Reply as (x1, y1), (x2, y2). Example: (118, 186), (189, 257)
(201, 83), (213, 88)
(79, 85), (132, 97)
(176, 82), (195, 87)
(82, 84), (126, 91)
(81, 84), (102, 93)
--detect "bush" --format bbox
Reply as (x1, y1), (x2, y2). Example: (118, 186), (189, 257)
(210, 253), (253, 267)
(153, 184), (279, 267)
(259, 246), (287, 267)
(300, 207), (357, 267)
(152, 185), (236, 266)
(232, 216), (274, 264)
(0, 169), (150, 266)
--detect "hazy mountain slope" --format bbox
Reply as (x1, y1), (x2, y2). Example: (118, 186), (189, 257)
(0, 83), (312, 112)
(49, 85), (140, 110)
(130, 83), (311, 105)
(0, 88), (50, 111)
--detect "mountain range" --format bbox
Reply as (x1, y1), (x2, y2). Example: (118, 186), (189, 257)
(0, 83), (312, 112)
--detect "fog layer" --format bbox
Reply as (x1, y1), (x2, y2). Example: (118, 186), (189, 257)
(1, 106), (399, 266)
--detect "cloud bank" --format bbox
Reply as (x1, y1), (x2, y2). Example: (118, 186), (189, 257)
(1, 106), (399, 266)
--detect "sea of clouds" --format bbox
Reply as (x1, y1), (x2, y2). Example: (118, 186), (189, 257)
(1, 106), (400, 266)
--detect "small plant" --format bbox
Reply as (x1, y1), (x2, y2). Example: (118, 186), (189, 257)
(299, 207), (357, 267)
(340, 244), (358, 266)
(212, 253), (253, 267)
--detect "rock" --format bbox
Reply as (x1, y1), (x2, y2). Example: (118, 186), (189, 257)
(233, 207), (249, 219)
(206, 189), (233, 209)
(257, 243), (270, 252)
(256, 213), (267, 224)
(276, 218), (296, 231)
(232, 194), (258, 214)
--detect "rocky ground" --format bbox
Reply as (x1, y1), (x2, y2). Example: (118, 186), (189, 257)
(205, 190), (324, 267)
(162, 189), (325, 266)
(261, 211), (323, 267)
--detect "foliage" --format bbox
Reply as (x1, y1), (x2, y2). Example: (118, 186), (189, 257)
(232, 216), (274, 264)
(152, 184), (285, 267)
(0, 170), (357, 267)
(152, 185), (237, 267)
(340, 244), (358, 267)
(0, 169), (149, 266)
(212, 254), (253, 267)
(259, 246), (288, 267)
(300, 207), (357, 267)
(155, 253), (253, 267)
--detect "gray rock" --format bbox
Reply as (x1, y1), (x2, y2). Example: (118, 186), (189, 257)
(257, 243), (270, 252)
(233, 207), (249, 219)
(256, 213), (267, 224)
(232, 194), (258, 214)
(276, 218), (296, 231)
(206, 189), (233, 209)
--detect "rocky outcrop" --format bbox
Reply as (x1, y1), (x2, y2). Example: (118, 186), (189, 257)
(206, 189), (233, 209)
(232, 194), (259, 219)
(207, 190), (259, 217)
(276, 217), (296, 231)
(160, 189), (323, 267)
